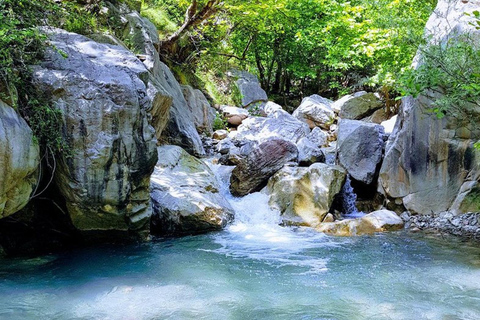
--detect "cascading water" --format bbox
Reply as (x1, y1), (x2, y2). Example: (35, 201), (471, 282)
(340, 175), (364, 218)
(205, 159), (332, 271)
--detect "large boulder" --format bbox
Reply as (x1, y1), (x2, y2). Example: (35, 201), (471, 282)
(337, 119), (385, 185)
(267, 163), (346, 227)
(182, 85), (215, 134)
(151, 146), (234, 236)
(0, 101), (40, 218)
(230, 70), (268, 108)
(235, 109), (310, 144)
(293, 95), (335, 130)
(317, 210), (404, 236)
(104, 3), (205, 157)
(379, 1), (480, 215)
(230, 138), (298, 196)
(33, 29), (157, 236)
(102, 2), (173, 139)
(335, 92), (383, 120)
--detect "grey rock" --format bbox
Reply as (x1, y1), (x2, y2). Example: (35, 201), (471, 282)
(182, 85), (215, 134)
(33, 29), (157, 236)
(267, 163), (346, 227)
(230, 138), (298, 196)
(336, 92), (383, 120)
(293, 95), (335, 130)
(379, 0), (480, 215)
(0, 101), (40, 218)
(230, 70), (268, 107)
(337, 119), (385, 184)
(151, 146), (234, 235)
(235, 109), (310, 144)
(297, 127), (328, 166)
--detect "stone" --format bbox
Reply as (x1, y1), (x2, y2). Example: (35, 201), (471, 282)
(0, 100), (40, 218)
(317, 210), (404, 236)
(230, 70), (268, 107)
(337, 119), (385, 184)
(230, 138), (298, 196)
(379, 0), (480, 215)
(267, 163), (346, 227)
(156, 62), (206, 157)
(150, 146), (234, 236)
(213, 130), (229, 140)
(296, 127), (328, 166)
(335, 92), (383, 120)
(263, 101), (283, 115)
(220, 105), (249, 126)
(33, 29), (157, 236)
(235, 109), (310, 144)
(361, 108), (388, 124)
(182, 85), (216, 134)
(293, 95), (335, 130)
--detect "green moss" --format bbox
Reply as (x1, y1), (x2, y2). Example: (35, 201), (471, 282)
(460, 188), (480, 213)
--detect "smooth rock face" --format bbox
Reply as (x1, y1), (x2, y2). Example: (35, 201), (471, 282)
(336, 92), (383, 120)
(151, 146), (234, 235)
(379, 1), (480, 215)
(105, 2), (173, 139)
(182, 85), (215, 134)
(157, 62), (206, 157)
(230, 138), (298, 196)
(33, 29), (157, 235)
(317, 210), (404, 236)
(337, 119), (385, 184)
(293, 95), (335, 130)
(235, 109), (310, 144)
(107, 3), (205, 157)
(232, 71), (268, 107)
(0, 101), (40, 218)
(267, 163), (346, 227)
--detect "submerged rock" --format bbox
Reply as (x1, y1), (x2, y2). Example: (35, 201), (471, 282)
(230, 138), (298, 196)
(33, 29), (157, 237)
(293, 95), (335, 130)
(337, 119), (385, 185)
(317, 210), (404, 236)
(0, 100), (40, 218)
(267, 163), (346, 227)
(151, 146), (234, 235)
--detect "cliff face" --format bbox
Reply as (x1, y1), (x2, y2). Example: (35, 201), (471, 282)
(0, 100), (40, 219)
(379, 0), (480, 215)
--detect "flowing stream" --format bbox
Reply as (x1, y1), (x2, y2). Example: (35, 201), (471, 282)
(1, 163), (480, 319)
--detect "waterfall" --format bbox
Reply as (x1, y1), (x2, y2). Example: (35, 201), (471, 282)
(340, 175), (364, 218)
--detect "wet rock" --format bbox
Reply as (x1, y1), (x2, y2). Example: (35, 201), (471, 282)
(267, 163), (346, 227)
(33, 29), (157, 236)
(317, 210), (404, 236)
(293, 95), (335, 130)
(151, 146), (234, 236)
(0, 100), (40, 218)
(230, 138), (298, 196)
(337, 119), (385, 185)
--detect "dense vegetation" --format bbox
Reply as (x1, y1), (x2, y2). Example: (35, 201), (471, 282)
(143, 0), (436, 105)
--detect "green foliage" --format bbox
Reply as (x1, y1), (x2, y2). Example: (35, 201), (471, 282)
(400, 34), (480, 121)
(212, 112), (229, 131)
